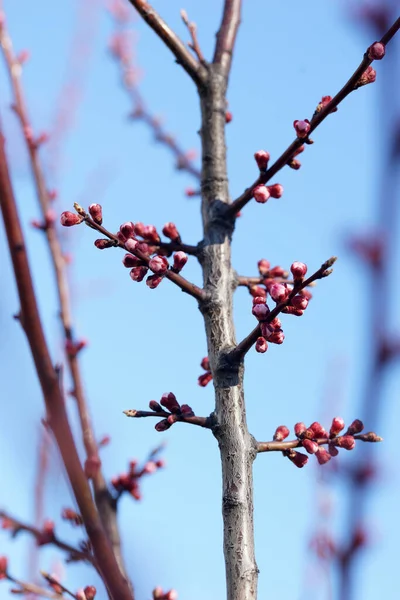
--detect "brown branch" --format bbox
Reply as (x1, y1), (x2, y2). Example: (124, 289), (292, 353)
(74, 206), (205, 302)
(0, 131), (133, 600)
(213, 0), (242, 78)
(257, 433), (382, 453)
(0, 510), (93, 565)
(126, 1), (207, 87)
(109, 15), (201, 180)
(225, 16), (400, 219)
(0, 17), (130, 580)
(180, 9), (206, 65)
(228, 257), (336, 363)
(123, 409), (212, 429)
(41, 572), (79, 599)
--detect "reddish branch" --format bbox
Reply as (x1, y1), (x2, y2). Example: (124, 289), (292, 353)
(257, 433), (382, 453)
(0, 131), (133, 600)
(124, 408), (212, 429)
(0, 510), (93, 564)
(70, 203), (205, 301)
(109, 9), (201, 180)
(225, 16), (400, 219)
(0, 16), (127, 579)
(228, 257), (336, 363)
(126, 1), (207, 87)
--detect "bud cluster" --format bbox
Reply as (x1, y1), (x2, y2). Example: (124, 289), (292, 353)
(77, 586), (97, 600)
(275, 418), (372, 468)
(198, 356), (213, 387)
(150, 393), (195, 432)
(250, 261), (311, 353)
(111, 456), (165, 501)
(61, 508), (84, 526)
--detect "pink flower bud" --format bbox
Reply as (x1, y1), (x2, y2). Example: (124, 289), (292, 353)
(328, 444), (339, 457)
(84, 586), (97, 600)
(225, 111), (233, 123)
(291, 295), (308, 310)
(315, 447), (331, 465)
(120, 221), (135, 238)
(185, 188), (198, 197)
(269, 283), (288, 303)
(367, 42), (385, 60)
(253, 185), (271, 204)
(162, 222), (181, 242)
(269, 317), (281, 330)
(253, 296), (266, 305)
(268, 266), (286, 278)
(356, 66), (376, 88)
(310, 422), (328, 438)
(254, 150), (270, 170)
(330, 417), (345, 437)
(250, 286), (267, 298)
(252, 303), (269, 320)
(273, 425), (290, 441)
(293, 119), (311, 138)
(288, 451), (308, 468)
(146, 274), (164, 288)
(155, 419), (172, 432)
(133, 222), (145, 237)
(290, 261), (307, 279)
(60, 211), (83, 227)
(346, 419), (364, 435)
(267, 184), (284, 198)
(36, 132), (50, 146)
(337, 435), (356, 450)
(167, 414), (179, 424)
(0, 556), (8, 579)
(257, 259), (271, 275)
(94, 239), (115, 249)
(125, 238), (139, 253)
(88, 203), (103, 225)
(198, 372), (213, 387)
(288, 159), (301, 170)
(315, 96), (337, 114)
(181, 404), (195, 417)
(149, 400), (162, 412)
(122, 253), (143, 267)
(268, 331), (285, 345)
(255, 337), (268, 353)
(153, 587), (164, 599)
(137, 242), (150, 256)
(294, 422), (307, 438)
(160, 392), (181, 414)
(130, 266), (148, 282)
(200, 357), (210, 371)
(302, 439), (319, 454)
(17, 50), (30, 64)
(165, 591), (178, 600)
(143, 461), (157, 474)
(172, 251), (188, 272)
(149, 255), (169, 274)
(143, 225), (160, 243)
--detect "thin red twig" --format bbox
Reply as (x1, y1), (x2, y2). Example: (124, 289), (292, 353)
(225, 16), (400, 219)
(123, 408), (212, 429)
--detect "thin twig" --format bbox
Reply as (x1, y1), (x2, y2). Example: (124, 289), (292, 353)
(0, 17), (129, 581)
(74, 206), (205, 302)
(41, 572), (79, 599)
(180, 9), (206, 65)
(6, 573), (61, 600)
(123, 408), (212, 429)
(225, 16), (400, 219)
(228, 257), (336, 363)
(257, 433), (382, 453)
(126, 1), (207, 87)
(0, 130), (133, 600)
(0, 510), (94, 564)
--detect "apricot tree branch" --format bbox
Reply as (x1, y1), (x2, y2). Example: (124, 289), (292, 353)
(228, 257), (337, 364)
(127, 0), (207, 87)
(257, 433), (382, 453)
(225, 16), (400, 219)
(0, 131), (133, 600)
(213, 0), (242, 78)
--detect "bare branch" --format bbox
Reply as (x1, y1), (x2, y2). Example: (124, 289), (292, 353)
(225, 16), (400, 219)
(213, 0), (242, 78)
(127, 1), (207, 87)
(0, 131), (133, 600)
(180, 9), (206, 65)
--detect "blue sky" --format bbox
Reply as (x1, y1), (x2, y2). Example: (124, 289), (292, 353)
(0, 1), (399, 599)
